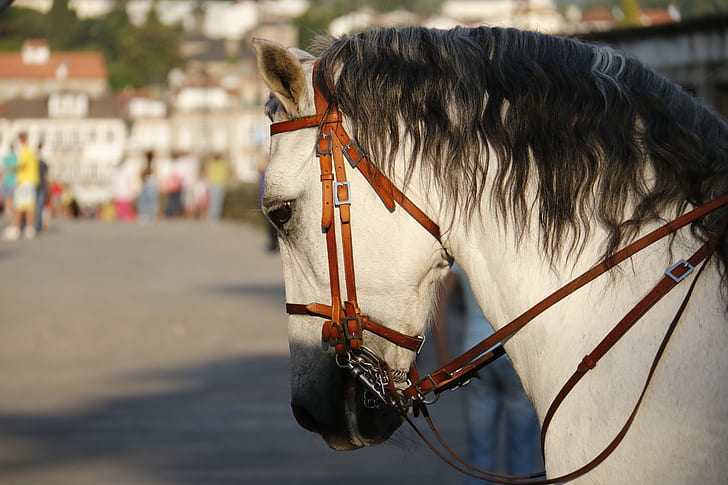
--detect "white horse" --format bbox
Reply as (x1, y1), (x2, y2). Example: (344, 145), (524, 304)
(254, 26), (728, 483)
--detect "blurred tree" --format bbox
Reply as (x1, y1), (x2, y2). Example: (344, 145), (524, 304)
(47, 0), (79, 49)
(366, 0), (442, 15)
(0, 7), (47, 50)
(0, 0), (181, 91)
(295, 5), (346, 49)
(113, 22), (183, 89)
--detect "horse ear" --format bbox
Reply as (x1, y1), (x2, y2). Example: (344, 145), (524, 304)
(253, 38), (313, 115)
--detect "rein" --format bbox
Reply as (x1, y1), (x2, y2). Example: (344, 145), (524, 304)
(269, 67), (728, 482)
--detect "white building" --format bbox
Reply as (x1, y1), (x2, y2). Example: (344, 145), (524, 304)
(124, 0), (307, 39)
(127, 81), (269, 183)
(0, 92), (126, 205)
(330, 0), (565, 36)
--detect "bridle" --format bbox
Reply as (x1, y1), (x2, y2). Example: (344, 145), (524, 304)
(274, 70), (442, 406)
(269, 65), (728, 482)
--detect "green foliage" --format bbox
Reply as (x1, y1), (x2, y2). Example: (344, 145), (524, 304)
(0, 0), (182, 91)
(47, 0), (78, 49)
(117, 23), (183, 87)
(295, 7), (342, 48)
(0, 7), (48, 49)
(363, 0), (442, 15)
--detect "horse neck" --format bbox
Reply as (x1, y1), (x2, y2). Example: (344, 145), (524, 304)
(447, 199), (696, 415)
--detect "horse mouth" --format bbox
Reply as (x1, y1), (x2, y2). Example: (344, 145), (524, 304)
(291, 369), (403, 450)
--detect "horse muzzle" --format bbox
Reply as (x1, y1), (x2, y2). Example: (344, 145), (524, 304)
(290, 352), (404, 450)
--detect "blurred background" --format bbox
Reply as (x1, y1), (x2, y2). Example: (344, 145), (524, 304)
(0, 0), (725, 219)
(0, 0), (726, 483)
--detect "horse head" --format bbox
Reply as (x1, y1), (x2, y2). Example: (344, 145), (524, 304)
(253, 39), (451, 450)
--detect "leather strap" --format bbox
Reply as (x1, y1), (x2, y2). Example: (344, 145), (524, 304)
(326, 116), (441, 240)
(268, 62), (728, 482)
(270, 114), (325, 135)
(287, 303), (425, 352)
(398, 229), (721, 483)
(540, 227), (723, 459)
(269, 77), (441, 242)
(403, 193), (728, 400)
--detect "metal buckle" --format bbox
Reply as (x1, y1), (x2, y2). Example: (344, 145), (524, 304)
(334, 181), (351, 206)
(413, 374), (440, 404)
(665, 259), (694, 283)
(342, 316), (362, 341)
(343, 139), (365, 167)
(316, 133), (332, 156)
(323, 321), (345, 348)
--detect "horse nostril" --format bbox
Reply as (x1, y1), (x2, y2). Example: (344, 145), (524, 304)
(291, 403), (321, 434)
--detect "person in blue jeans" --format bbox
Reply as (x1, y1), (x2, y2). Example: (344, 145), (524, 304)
(34, 143), (48, 233)
(434, 265), (542, 484)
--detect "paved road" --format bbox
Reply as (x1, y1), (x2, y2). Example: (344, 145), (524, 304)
(0, 220), (466, 484)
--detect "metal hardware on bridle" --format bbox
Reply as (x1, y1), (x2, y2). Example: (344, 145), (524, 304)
(334, 345), (412, 409)
(269, 62), (728, 482)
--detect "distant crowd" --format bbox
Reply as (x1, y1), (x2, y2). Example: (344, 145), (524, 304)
(1, 133), (230, 241)
(107, 150), (230, 224)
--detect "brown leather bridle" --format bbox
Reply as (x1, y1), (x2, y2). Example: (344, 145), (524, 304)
(269, 66), (728, 482)
(274, 72), (444, 404)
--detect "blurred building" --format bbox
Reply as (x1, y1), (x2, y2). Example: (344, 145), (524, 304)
(0, 92), (126, 205)
(565, 4), (680, 33)
(579, 14), (728, 118)
(3, 1), (724, 208)
(329, 0), (566, 35)
(0, 39), (107, 102)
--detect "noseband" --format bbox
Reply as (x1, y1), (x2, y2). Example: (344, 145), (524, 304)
(269, 65), (728, 482)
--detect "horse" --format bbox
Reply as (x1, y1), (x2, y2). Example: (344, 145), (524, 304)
(254, 26), (728, 483)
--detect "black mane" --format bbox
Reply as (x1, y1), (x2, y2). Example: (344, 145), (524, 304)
(311, 26), (728, 283)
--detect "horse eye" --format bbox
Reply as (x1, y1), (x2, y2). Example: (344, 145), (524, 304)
(268, 202), (293, 228)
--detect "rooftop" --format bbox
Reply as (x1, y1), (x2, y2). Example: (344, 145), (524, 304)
(0, 40), (107, 81)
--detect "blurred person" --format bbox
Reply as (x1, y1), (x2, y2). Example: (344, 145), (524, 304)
(60, 184), (76, 219)
(205, 153), (229, 221)
(67, 196), (81, 219)
(111, 157), (138, 222)
(190, 167), (209, 219)
(176, 151), (200, 218)
(34, 141), (49, 233)
(136, 151), (159, 223)
(434, 266), (542, 484)
(49, 179), (64, 220)
(100, 200), (116, 221)
(1, 142), (17, 224)
(3, 132), (39, 240)
(164, 152), (184, 218)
